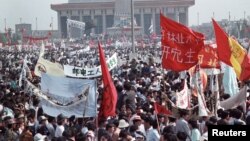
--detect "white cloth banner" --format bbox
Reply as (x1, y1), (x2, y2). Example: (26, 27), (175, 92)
(67, 19), (85, 30)
(69, 46), (90, 56)
(220, 86), (246, 111)
(64, 53), (118, 78)
(40, 73), (97, 117)
(34, 58), (64, 77)
(176, 80), (189, 109)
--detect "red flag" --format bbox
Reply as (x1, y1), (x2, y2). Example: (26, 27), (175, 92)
(212, 19), (250, 81)
(212, 19), (232, 66)
(98, 42), (117, 119)
(160, 13), (204, 72)
(154, 102), (172, 115)
(198, 43), (220, 68)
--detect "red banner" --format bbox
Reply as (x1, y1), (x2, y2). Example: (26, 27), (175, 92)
(24, 36), (48, 41)
(160, 13), (204, 72)
(198, 44), (220, 68)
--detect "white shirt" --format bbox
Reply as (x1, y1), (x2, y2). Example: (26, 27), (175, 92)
(146, 127), (160, 141)
(191, 129), (201, 141)
(55, 125), (64, 138)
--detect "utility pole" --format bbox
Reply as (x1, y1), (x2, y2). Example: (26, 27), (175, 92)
(4, 18), (6, 31)
(36, 17), (38, 32)
(197, 12), (200, 26)
(131, 0), (135, 54)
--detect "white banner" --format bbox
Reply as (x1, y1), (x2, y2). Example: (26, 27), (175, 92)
(39, 73), (97, 117)
(69, 46), (90, 56)
(176, 80), (189, 109)
(64, 53), (118, 78)
(220, 86), (246, 111)
(35, 58), (64, 77)
(67, 19), (85, 30)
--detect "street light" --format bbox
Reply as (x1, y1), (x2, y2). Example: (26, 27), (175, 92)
(131, 0), (135, 54)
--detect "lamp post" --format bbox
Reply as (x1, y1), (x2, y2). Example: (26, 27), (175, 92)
(131, 0), (135, 53)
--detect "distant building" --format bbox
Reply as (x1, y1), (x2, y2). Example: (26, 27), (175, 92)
(51, 0), (195, 38)
(192, 18), (250, 39)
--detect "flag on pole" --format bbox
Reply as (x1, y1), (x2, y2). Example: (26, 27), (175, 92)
(154, 102), (172, 116)
(39, 42), (45, 58)
(149, 18), (153, 34)
(160, 13), (204, 72)
(198, 43), (220, 69)
(19, 55), (27, 87)
(194, 64), (209, 116)
(98, 42), (118, 119)
(221, 63), (239, 96)
(176, 80), (189, 109)
(212, 19), (250, 81)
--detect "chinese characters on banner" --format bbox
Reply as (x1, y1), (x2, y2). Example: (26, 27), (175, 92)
(198, 44), (220, 69)
(160, 13), (205, 72)
(64, 53), (118, 78)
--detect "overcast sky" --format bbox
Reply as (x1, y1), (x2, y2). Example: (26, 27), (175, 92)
(0, 0), (249, 31)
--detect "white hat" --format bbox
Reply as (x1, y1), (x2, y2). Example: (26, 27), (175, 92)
(118, 119), (129, 128)
(81, 127), (88, 134)
(34, 133), (47, 141)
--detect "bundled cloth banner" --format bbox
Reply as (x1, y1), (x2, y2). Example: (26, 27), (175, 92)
(39, 73), (97, 117)
(64, 53), (118, 78)
(34, 58), (64, 77)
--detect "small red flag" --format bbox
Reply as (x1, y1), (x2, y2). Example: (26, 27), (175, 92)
(160, 13), (204, 72)
(154, 102), (172, 115)
(98, 42), (118, 119)
(198, 43), (220, 69)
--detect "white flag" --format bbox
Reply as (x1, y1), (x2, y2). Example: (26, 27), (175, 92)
(176, 80), (189, 109)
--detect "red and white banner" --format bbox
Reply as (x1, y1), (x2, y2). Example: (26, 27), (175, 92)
(198, 43), (220, 69)
(176, 80), (189, 109)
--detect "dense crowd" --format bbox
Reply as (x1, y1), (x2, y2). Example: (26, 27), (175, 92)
(0, 43), (250, 141)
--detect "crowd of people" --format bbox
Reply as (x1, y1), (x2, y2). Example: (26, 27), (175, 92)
(0, 42), (250, 141)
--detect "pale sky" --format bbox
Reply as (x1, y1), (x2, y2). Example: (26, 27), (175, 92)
(0, 0), (249, 31)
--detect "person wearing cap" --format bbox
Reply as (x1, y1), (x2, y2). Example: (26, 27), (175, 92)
(37, 115), (50, 137)
(118, 119), (130, 130)
(55, 113), (67, 138)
